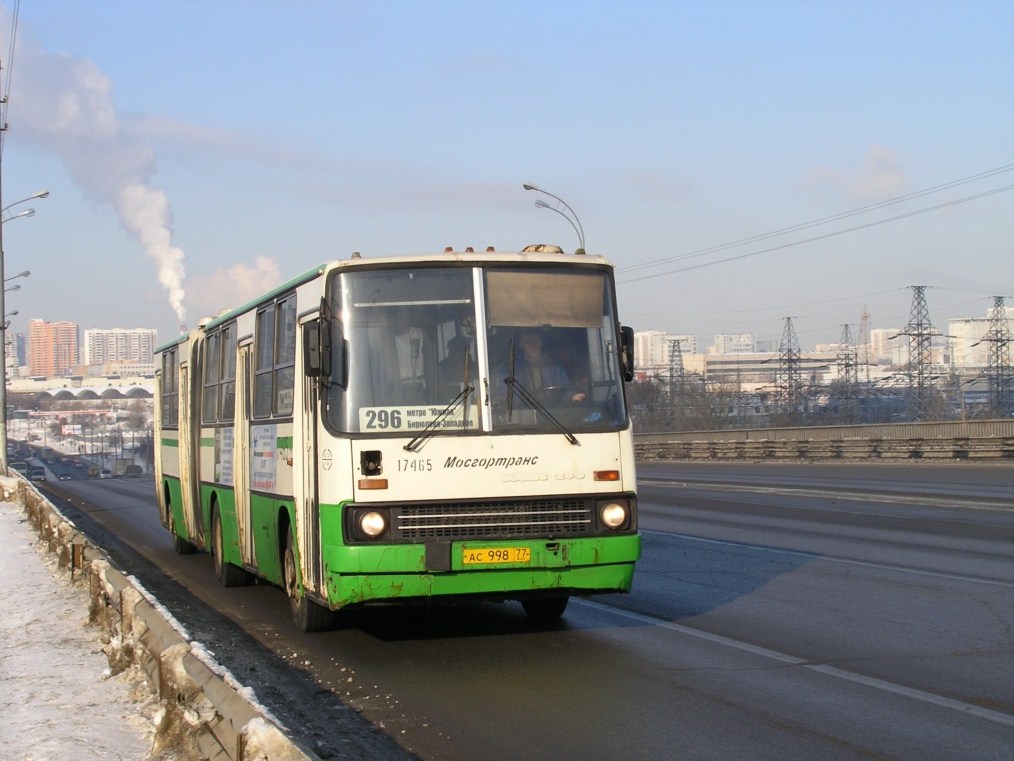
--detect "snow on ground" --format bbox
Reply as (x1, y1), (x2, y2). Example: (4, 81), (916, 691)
(0, 492), (159, 760)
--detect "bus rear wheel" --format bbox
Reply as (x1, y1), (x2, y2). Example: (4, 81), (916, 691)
(212, 507), (249, 587)
(166, 496), (196, 555)
(522, 595), (570, 620)
(283, 529), (336, 633)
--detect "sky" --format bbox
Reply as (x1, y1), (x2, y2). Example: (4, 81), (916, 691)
(1, 0), (1012, 352)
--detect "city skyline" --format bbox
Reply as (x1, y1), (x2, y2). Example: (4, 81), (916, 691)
(1, 2), (1011, 349)
(10, 294), (1011, 377)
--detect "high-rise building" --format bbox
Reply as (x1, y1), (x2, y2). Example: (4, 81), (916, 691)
(82, 327), (158, 367)
(869, 328), (907, 365)
(29, 319), (80, 377)
(4, 332), (27, 380)
(710, 333), (755, 355)
(948, 307), (1014, 367)
(633, 330), (698, 371)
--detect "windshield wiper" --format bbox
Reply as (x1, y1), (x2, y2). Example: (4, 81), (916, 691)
(501, 338), (578, 445)
(505, 339), (516, 418)
(501, 376), (579, 446)
(404, 346), (476, 452)
(403, 385), (474, 452)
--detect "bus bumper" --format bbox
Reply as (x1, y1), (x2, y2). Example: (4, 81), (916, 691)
(321, 534), (640, 608)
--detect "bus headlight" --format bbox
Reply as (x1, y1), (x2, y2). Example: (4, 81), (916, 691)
(359, 511), (388, 538)
(599, 501), (628, 529)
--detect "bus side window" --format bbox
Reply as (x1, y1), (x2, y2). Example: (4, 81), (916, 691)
(220, 324), (237, 422)
(275, 296), (297, 416)
(254, 305), (275, 418)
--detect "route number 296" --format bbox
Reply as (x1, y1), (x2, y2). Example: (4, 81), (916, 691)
(364, 409), (403, 429)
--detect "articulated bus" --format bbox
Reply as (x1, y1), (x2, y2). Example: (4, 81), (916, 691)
(155, 245), (640, 631)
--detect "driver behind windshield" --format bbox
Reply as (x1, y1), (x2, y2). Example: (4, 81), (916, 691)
(502, 329), (586, 403)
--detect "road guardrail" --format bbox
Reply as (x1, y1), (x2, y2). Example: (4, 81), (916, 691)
(635, 419), (1014, 461)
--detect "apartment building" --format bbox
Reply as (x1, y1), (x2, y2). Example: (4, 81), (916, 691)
(28, 319), (80, 377)
(82, 327), (158, 367)
(634, 330), (699, 372)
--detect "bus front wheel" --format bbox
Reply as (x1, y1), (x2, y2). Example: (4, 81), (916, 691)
(522, 595), (570, 620)
(283, 529), (336, 633)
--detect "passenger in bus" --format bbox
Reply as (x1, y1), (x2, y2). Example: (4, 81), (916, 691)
(438, 335), (477, 399)
(502, 329), (586, 403)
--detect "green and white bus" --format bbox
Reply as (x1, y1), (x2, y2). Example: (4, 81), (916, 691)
(155, 245), (640, 631)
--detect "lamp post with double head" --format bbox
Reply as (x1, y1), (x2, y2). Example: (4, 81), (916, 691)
(0, 190), (49, 470)
(522, 183), (586, 253)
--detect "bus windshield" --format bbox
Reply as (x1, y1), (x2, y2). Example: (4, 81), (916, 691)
(324, 265), (628, 435)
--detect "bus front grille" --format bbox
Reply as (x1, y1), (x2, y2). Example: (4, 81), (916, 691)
(395, 499), (594, 541)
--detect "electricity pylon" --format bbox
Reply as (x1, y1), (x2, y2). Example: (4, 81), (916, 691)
(980, 296), (1012, 416)
(777, 317), (803, 418)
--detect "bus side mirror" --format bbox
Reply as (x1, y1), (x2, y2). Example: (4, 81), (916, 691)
(303, 319), (332, 378)
(620, 325), (634, 382)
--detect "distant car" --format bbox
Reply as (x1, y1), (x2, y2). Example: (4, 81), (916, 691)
(29, 466), (46, 482)
(58, 472), (72, 481)
(99, 469), (112, 479)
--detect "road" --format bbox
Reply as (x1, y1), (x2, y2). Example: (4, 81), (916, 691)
(38, 462), (1014, 761)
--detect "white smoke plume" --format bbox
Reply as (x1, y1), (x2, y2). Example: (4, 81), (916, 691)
(186, 256), (283, 322)
(4, 16), (187, 322)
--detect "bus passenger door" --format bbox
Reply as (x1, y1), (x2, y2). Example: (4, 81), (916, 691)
(300, 319), (323, 594)
(178, 360), (203, 546)
(233, 342), (254, 566)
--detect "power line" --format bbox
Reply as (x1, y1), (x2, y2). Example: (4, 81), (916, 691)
(1, 0), (22, 155)
(620, 163), (1014, 276)
(619, 182), (1014, 284)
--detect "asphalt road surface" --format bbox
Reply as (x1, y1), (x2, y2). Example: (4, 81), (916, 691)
(40, 462), (1014, 761)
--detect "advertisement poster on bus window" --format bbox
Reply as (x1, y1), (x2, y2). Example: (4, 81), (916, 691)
(215, 427), (234, 486)
(251, 424), (277, 492)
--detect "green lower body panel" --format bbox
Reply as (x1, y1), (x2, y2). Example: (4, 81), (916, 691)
(321, 534), (640, 608)
(162, 476), (188, 539)
(200, 485), (240, 564)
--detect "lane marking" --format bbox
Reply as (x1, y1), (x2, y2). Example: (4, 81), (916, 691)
(576, 598), (1014, 728)
(637, 478), (1014, 513)
(639, 530), (1014, 589)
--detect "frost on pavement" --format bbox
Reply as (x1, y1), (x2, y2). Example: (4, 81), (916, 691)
(0, 493), (158, 760)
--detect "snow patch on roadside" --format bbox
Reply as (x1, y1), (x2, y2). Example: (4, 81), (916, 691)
(0, 494), (159, 760)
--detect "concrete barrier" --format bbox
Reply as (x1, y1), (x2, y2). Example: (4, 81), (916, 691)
(10, 477), (320, 761)
(635, 435), (1014, 462)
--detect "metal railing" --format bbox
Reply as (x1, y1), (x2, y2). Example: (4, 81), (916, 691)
(634, 419), (1014, 461)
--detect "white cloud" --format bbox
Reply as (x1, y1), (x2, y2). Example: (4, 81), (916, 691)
(852, 145), (909, 201)
(808, 144), (910, 204)
(184, 256), (283, 322)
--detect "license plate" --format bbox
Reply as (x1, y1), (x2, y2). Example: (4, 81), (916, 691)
(462, 546), (532, 565)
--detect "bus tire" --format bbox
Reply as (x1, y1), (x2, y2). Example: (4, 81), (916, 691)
(283, 529), (335, 633)
(167, 496), (196, 555)
(522, 595), (570, 620)
(212, 506), (249, 587)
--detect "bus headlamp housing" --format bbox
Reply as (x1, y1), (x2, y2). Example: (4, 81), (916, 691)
(348, 508), (390, 541)
(598, 500), (631, 530)
(360, 511), (388, 537)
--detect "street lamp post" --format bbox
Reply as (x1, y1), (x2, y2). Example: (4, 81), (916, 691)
(522, 183), (586, 253)
(0, 190), (49, 470)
